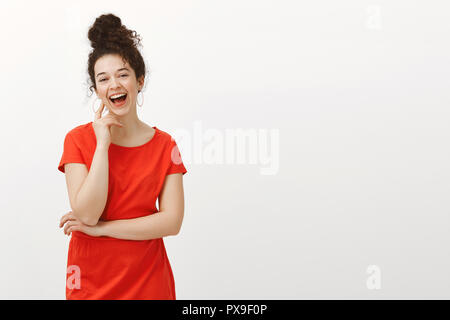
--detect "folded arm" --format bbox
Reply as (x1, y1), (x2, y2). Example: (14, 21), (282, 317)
(65, 145), (110, 226)
(98, 173), (185, 240)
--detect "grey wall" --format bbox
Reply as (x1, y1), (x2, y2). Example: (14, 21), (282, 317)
(0, 0), (448, 299)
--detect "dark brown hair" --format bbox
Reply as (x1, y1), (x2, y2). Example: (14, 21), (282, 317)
(86, 13), (149, 95)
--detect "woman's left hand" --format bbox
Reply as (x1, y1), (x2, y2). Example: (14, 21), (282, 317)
(59, 211), (104, 237)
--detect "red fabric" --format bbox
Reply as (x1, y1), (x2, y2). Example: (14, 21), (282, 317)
(58, 121), (187, 300)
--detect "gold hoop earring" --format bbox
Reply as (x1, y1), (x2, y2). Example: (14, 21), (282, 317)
(92, 97), (102, 113)
(92, 97), (108, 114)
(137, 91), (144, 107)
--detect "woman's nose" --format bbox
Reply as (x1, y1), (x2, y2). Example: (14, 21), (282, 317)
(110, 77), (120, 88)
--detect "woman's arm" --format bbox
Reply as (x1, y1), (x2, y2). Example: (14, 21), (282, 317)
(97, 173), (185, 240)
(69, 145), (110, 226)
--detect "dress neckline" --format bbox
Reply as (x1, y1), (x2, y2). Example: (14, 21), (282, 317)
(89, 121), (159, 149)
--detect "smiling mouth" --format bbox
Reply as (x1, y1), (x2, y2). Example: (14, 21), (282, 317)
(110, 94), (127, 104)
(109, 94), (127, 102)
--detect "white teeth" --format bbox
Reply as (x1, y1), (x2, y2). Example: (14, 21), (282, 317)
(110, 93), (126, 99)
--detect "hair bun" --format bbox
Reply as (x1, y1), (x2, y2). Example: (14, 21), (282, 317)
(86, 13), (147, 95)
(88, 13), (127, 49)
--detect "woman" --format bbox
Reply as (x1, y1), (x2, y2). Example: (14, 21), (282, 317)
(57, 13), (187, 300)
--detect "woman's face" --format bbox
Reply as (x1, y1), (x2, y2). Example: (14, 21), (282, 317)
(94, 54), (144, 116)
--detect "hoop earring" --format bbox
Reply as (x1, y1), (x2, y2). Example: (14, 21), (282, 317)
(92, 97), (102, 113)
(137, 91), (144, 107)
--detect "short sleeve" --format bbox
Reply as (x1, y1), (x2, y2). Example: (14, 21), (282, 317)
(166, 139), (187, 176)
(58, 131), (86, 173)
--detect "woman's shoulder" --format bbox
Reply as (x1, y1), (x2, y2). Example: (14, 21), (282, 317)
(66, 121), (93, 135)
(144, 123), (176, 143)
(64, 122), (95, 145)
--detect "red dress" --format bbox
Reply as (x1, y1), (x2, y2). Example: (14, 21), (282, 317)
(58, 121), (187, 300)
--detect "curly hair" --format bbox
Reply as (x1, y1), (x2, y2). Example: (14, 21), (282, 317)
(86, 13), (149, 96)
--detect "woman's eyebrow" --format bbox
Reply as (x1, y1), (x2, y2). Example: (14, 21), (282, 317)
(96, 67), (130, 78)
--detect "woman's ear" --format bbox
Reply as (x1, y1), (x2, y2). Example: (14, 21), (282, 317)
(137, 75), (145, 92)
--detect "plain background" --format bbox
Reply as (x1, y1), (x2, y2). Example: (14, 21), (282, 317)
(0, 0), (449, 299)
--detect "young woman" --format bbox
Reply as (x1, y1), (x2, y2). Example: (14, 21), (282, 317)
(57, 13), (187, 300)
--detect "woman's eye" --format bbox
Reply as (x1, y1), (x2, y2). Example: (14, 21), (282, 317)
(99, 75), (127, 82)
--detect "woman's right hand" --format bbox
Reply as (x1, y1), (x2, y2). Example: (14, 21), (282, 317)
(92, 101), (123, 148)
